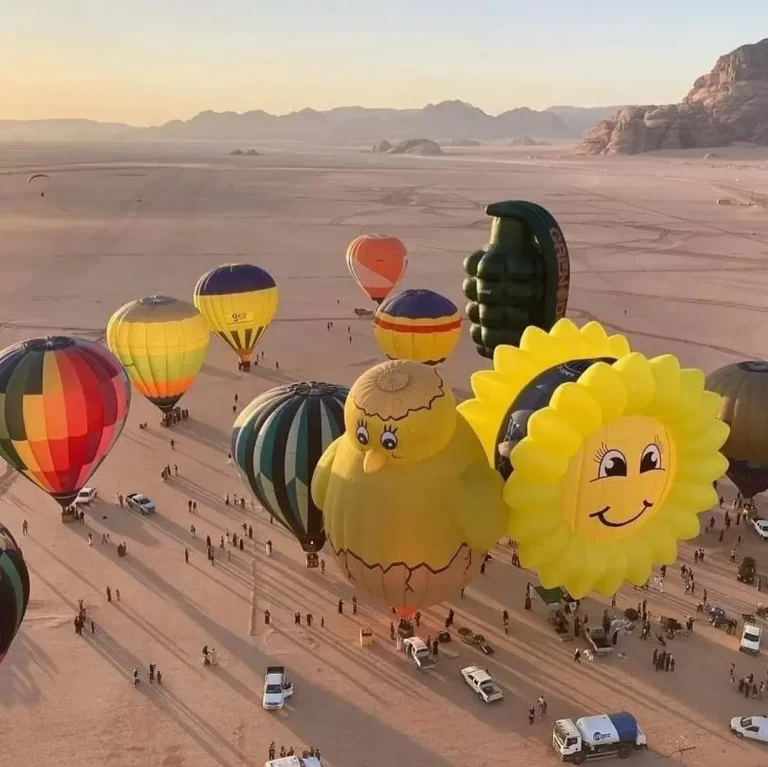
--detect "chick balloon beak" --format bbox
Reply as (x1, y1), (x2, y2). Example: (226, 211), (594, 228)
(363, 450), (388, 474)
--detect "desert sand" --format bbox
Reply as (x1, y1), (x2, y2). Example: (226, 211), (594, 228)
(2, 141), (768, 767)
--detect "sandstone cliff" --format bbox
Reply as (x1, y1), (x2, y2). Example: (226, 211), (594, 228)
(582, 38), (768, 155)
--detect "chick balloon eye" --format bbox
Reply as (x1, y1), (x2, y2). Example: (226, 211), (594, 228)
(640, 443), (662, 473)
(597, 449), (627, 479)
(380, 430), (398, 451)
(356, 425), (369, 445)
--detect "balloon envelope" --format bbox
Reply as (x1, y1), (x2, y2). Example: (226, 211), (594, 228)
(463, 201), (570, 359)
(346, 234), (407, 305)
(193, 263), (278, 365)
(0, 524), (30, 666)
(0, 336), (130, 507)
(373, 289), (461, 365)
(233, 381), (348, 552)
(106, 295), (209, 413)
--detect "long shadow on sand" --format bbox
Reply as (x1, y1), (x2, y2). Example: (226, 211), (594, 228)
(0, 632), (57, 707)
(87, 501), (161, 547)
(112, 554), (455, 767)
(202, 362), (242, 383)
(173, 418), (230, 452)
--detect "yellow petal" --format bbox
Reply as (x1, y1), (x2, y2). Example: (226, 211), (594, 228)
(646, 355), (682, 418)
(578, 363), (628, 421)
(550, 382), (604, 435)
(612, 353), (654, 413)
(579, 321), (610, 352)
(526, 408), (583, 458)
(607, 333), (632, 358)
(510, 439), (570, 484)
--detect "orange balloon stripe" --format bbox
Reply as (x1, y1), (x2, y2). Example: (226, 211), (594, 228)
(374, 317), (462, 334)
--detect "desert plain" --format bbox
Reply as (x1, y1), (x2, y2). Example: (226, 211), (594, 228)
(2, 140), (768, 767)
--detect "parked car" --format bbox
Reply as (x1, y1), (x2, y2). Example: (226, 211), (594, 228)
(730, 715), (768, 743)
(125, 493), (156, 515)
(738, 556), (756, 584)
(752, 518), (768, 540)
(740, 622), (762, 654)
(74, 487), (97, 506)
(461, 666), (503, 703)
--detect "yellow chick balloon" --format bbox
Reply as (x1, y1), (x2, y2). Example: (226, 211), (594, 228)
(311, 360), (508, 616)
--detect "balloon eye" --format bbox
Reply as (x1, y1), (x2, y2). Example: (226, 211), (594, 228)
(380, 429), (398, 451)
(597, 449), (627, 479)
(355, 423), (369, 446)
(640, 443), (662, 473)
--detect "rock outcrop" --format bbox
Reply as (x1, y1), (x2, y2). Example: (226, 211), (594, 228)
(509, 136), (551, 146)
(582, 38), (768, 154)
(373, 139), (444, 156)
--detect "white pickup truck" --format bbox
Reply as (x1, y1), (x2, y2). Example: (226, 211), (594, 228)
(402, 637), (436, 670)
(461, 666), (504, 703)
(262, 666), (294, 710)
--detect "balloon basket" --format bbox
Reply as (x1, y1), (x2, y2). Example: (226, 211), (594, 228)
(305, 553), (319, 569)
(396, 619), (414, 639)
(61, 508), (77, 524)
(359, 627), (373, 647)
(238, 360), (251, 372)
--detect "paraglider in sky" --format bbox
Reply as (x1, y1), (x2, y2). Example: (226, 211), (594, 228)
(193, 263), (279, 372)
(106, 296), (209, 415)
(311, 360), (507, 616)
(233, 382), (348, 559)
(373, 289), (461, 365)
(346, 234), (407, 305)
(27, 173), (51, 197)
(0, 336), (131, 509)
(705, 361), (768, 498)
(0, 523), (30, 666)
(459, 319), (729, 598)
(463, 201), (570, 359)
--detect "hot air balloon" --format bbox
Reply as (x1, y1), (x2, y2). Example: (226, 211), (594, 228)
(0, 523), (30, 666)
(463, 200), (570, 359)
(705, 361), (768, 498)
(27, 173), (51, 197)
(193, 263), (279, 372)
(106, 296), (209, 418)
(373, 289), (461, 365)
(0, 336), (131, 510)
(233, 381), (348, 564)
(346, 234), (407, 305)
(311, 361), (507, 616)
(460, 319), (729, 598)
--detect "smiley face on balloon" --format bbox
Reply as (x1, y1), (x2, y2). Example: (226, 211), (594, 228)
(460, 318), (729, 597)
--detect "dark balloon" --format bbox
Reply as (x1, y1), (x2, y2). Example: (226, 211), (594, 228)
(705, 361), (768, 497)
(232, 382), (348, 552)
(0, 523), (30, 666)
(463, 201), (570, 359)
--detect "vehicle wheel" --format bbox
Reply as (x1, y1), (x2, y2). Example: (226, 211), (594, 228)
(735, 732), (744, 738)
(617, 744), (632, 759)
(572, 752), (586, 765)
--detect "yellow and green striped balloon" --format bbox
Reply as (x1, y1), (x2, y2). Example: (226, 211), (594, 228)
(106, 295), (210, 413)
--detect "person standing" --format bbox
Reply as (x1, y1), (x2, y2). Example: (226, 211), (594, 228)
(170, 439), (175, 450)
(133, 668), (140, 687)
(22, 519), (28, 535)
(537, 695), (548, 718)
(352, 595), (358, 615)
(528, 706), (536, 725)
(184, 548), (189, 563)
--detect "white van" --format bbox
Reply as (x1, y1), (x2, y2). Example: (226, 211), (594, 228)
(740, 623), (762, 654)
(264, 758), (321, 767)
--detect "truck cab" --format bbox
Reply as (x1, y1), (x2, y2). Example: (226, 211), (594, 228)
(262, 666), (294, 710)
(553, 712), (646, 763)
(585, 626), (614, 656)
(402, 637), (436, 670)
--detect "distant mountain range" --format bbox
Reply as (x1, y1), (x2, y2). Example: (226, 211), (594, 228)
(0, 102), (621, 143)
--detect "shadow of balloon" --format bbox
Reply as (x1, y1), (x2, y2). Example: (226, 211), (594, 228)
(174, 418), (229, 452)
(201, 363), (242, 382)
(249, 365), (298, 386)
(86, 501), (162, 547)
(0, 631), (56, 706)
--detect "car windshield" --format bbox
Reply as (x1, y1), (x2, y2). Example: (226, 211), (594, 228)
(744, 631), (760, 642)
(265, 684), (283, 694)
(553, 722), (569, 746)
(135, 496), (148, 503)
(741, 717), (753, 727)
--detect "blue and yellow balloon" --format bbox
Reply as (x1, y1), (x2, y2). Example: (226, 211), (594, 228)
(194, 263), (278, 370)
(373, 289), (461, 365)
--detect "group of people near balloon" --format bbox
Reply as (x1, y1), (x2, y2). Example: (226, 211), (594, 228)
(0, 199), (757, 669)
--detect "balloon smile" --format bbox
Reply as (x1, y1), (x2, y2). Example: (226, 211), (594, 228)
(590, 500), (653, 528)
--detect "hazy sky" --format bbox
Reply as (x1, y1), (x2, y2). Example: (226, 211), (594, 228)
(3, 0), (767, 125)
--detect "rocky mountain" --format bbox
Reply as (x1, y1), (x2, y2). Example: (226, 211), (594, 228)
(582, 38), (768, 155)
(0, 101), (621, 143)
(373, 138), (443, 156)
(545, 105), (623, 136)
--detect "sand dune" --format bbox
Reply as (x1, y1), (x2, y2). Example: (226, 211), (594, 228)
(2, 142), (768, 767)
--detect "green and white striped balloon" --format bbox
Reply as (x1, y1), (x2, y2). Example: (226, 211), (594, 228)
(232, 381), (348, 552)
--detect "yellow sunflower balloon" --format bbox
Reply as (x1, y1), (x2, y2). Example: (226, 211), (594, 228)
(459, 318), (730, 598)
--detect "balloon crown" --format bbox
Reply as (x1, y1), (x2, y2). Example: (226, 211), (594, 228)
(23, 336), (76, 351)
(139, 295), (176, 306)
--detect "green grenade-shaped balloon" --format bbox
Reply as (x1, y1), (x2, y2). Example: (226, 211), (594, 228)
(463, 200), (570, 359)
